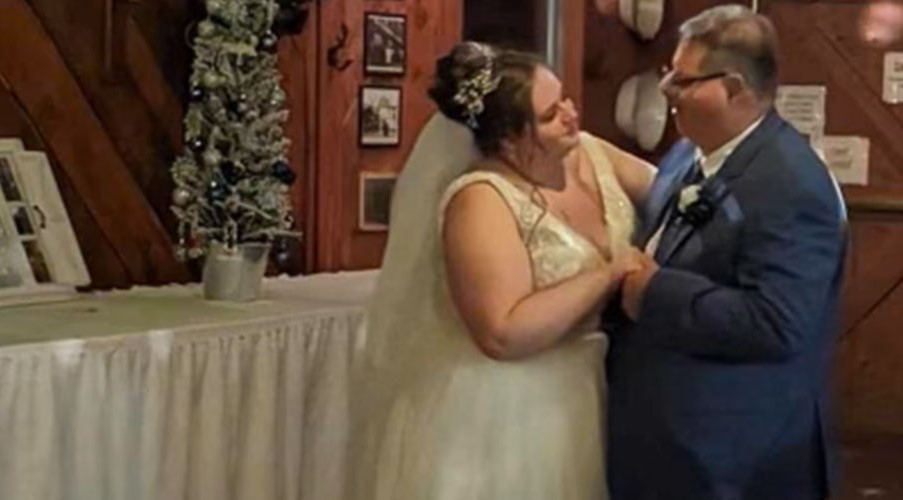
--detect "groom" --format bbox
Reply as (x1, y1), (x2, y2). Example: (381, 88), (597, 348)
(606, 5), (847, 500)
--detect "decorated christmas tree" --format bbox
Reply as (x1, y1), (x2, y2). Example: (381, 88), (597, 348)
(170, 0), (301, 263)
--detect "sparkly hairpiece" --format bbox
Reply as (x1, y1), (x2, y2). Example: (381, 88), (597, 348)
(452, 44), (502, 129)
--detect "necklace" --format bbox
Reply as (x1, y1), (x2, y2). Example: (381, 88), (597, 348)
(496, 152), (605, 221)
(495, 152), (611, 258)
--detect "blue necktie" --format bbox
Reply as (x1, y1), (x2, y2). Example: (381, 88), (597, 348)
(655, 160), (704, 260)
(665, 160), (704, 226)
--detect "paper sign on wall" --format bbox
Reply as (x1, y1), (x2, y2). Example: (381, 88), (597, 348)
(821, 136), (870, 186)
(883, 52), (903, 104)
(776, 85), (827, 145)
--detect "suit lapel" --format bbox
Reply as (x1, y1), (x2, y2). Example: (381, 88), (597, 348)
(656, 214), (694, 263)
(656, 109), (786, 264)
(638, 140), (696, 246)
(715, 108), (785, 181)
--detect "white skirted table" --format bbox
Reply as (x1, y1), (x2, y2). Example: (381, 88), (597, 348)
(0, 270), (378, 500)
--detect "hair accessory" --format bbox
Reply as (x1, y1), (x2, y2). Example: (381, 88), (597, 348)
(452, 44), (502, 129)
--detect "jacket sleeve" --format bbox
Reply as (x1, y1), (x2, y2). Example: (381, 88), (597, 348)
(634, 166), (846, 362)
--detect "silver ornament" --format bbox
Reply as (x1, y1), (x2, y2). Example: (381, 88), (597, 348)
(172, 188), (192, 207)
(197, 20), (216, 38)
(270, 88), (286, 106)
(206, 0), (224, 15)
(188, 246), (205, 259)
(203, 149), (222, 167)
(275, 251), (291, 267)
(201, 71), (222, 89)
(174, 246), (188, 261)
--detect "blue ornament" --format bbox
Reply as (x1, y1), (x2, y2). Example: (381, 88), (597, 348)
(207, 180), (228, 202)
(220, 160), (239, 184)
(272, 161), (296, 185)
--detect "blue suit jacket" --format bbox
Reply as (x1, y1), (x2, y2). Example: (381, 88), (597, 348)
(606, 110), (847, 500)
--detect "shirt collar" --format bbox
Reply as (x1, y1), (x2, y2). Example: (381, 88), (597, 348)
(694, 115), (765, 178)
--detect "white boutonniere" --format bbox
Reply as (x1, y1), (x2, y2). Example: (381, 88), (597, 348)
(675, 177), (730, 227)
(677, 184), (702, 213)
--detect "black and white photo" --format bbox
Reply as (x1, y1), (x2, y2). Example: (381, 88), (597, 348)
(364, 12), (406, 75)
(359, 85), (402, 147)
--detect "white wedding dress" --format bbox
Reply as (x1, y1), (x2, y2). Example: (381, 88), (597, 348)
(347, 114), (636, 500)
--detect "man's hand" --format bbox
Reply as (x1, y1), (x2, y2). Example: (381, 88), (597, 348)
(621, 249), (659, 321)
(609, 247), (644, 284)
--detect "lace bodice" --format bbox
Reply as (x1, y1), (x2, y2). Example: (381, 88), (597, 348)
(440, 133), (636, 290)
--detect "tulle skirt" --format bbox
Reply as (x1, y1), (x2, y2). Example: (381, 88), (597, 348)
(348, 327), (608, 500)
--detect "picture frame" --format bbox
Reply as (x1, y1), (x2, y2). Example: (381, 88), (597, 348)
(363, 12), (406, 75)
(0, 138), (24, 153)
(0, 153), (34, 290)
(0, 149), (90, 307)
(358, 171), (398, 232)
(359, 85), (402, 147)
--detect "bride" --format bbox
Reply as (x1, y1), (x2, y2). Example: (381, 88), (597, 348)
(348, 42), (653, 500)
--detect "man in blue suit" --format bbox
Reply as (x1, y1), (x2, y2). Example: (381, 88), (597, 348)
(606, 5), (847, 499)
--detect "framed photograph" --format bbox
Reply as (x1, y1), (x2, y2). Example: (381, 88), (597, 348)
(358, 172), (398, 231)
(364, 12), (406, 75)
(359, 85), (402, 147)
(0, 150), (89, 307)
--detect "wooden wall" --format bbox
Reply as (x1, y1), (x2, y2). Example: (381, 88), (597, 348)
(465, 0), (543, 52)
(764, 1), (903, 437)
(0, 0), (462, 280)
(0, 0), (581, 280)
(278, 2), (318, 274)
(309, 0), (463, 271)
(583, 0), (903, 437)
(0, 0), (198, 288)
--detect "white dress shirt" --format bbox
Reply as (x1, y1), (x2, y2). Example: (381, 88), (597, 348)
(645, 116), (765, 255)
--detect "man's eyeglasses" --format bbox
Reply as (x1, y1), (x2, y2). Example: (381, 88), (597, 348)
(659, 68), (729, 94)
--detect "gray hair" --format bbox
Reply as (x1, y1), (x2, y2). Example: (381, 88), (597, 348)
(679, 4), (779, 99)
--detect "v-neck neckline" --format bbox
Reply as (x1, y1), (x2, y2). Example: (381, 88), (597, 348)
(485, 144), (613, 261)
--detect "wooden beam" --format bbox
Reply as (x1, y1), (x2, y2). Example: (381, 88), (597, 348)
(278, 2), (319, 274)
(315, 0), (357, 271)
(29, 0), (186, 261)
(104, 0), (145, 78)
(104, 0), (115, 75)
(123, 15), (184, 152)
(0, 0), (189, 284)
(846, 192), (903, 214)
(562, 0), (586, 111)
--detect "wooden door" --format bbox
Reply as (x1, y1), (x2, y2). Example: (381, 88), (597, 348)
(0, 0), (195, 287)
(765, 0), (903, 436)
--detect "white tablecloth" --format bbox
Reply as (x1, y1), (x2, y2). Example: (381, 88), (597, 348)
(0, 270), (377, 500)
